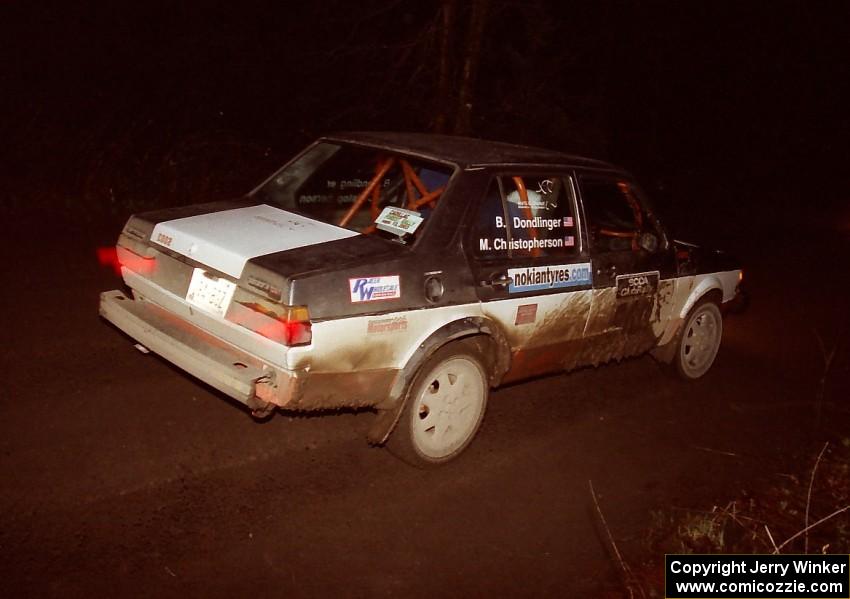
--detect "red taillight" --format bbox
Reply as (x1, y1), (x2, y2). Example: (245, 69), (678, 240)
(270, 319), (312, 346)
(229, 302), (312, 347)
(98, 246), (156, 276)
(97, 247), (121, 275)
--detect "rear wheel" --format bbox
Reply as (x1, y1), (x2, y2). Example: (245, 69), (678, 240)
(673, 298), (723, 380)
(389, 340), (489, 467)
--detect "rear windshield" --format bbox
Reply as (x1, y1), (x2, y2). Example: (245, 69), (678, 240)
(252, 143), (455, 243)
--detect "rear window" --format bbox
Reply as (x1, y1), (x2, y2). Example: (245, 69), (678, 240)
(253, 143), (454, 243)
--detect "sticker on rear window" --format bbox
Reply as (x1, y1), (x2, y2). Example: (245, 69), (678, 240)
(374, 207), (423, 237)
(349, 275), (401, 303)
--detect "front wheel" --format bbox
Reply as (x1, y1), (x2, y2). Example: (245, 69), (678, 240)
(673, 298), (723, 380)
(389, 340), (489, 467)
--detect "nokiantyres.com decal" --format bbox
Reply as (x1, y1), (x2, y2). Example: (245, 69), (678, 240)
(349, 275), (401, 303)
(507, 263), (592, 293)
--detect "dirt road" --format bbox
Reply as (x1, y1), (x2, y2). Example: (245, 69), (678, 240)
(1, 216), (847, 597)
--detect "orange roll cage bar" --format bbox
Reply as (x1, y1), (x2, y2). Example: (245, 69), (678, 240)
(511, 176), (542, 257)
(597, 181), (644, 251)
(337, 157), (445, 231)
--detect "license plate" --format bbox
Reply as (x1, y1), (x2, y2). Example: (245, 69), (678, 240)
(186, 268), (237, 317)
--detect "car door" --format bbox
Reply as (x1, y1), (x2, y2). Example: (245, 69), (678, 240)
(578, 174), (671, 362)
(467, 172), (594, 382)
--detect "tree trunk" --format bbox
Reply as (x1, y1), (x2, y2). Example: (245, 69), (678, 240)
(453, 0), (489, 136)
(433, 0), (456, 134)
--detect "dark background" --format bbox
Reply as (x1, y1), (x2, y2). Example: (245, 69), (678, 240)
(2, 3), (849, 597)
(3, 0), (848, 235)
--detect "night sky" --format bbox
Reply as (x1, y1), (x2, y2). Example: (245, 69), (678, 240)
(3, 1), (848, 221)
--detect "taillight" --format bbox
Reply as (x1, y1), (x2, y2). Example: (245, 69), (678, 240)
(228, 302), (312, 347)
(98, 246), (156, 276)
(275, 305), (312, 346)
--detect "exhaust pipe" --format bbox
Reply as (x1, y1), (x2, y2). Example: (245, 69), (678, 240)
(246, 396), (276, 420)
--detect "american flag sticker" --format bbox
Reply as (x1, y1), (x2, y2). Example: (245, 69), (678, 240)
(563, 216), (574, 227)
(564, 235), (575, 246)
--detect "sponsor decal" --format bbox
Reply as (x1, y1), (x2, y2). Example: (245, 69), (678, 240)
(615, 271), (660, 299)
(247, 276), (282, 301)
(514, 304), (538, 325)
(508, 262), (592, 293)
(367, 316), (408, 334)
(534, 179), (555, 195)
(375, 206), (423, 236)
(349, 275), (401, 303)
(156, 232), (173, 247)
(506, 189), (556, 211)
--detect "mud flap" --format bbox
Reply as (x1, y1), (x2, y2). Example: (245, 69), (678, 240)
(725, 284), (750, 314)
(367, 405), (404, 445)
(650, 337), (678, 365)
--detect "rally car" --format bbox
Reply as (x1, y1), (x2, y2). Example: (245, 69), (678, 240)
(100, 132), (742, 465)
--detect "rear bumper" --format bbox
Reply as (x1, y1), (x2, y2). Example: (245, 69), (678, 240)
(99, 290), (300, 408)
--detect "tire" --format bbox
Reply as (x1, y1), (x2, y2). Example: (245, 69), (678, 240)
(673, 297), (723, 380)
(389, 340), (489, 467)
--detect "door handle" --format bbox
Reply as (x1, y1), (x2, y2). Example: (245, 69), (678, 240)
(485, 272), (513, 288)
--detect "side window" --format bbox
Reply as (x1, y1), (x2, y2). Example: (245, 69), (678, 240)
(473, 175), (579, 259)
(503, 175), (577, 258)
(581, 178), (645, 252)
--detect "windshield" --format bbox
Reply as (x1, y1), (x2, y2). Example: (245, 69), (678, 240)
(252, 142), (455, 243)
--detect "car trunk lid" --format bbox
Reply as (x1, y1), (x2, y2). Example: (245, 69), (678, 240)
(150, 203), (359, 279)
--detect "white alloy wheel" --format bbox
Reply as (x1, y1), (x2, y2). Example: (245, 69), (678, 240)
(411, 356), (486, 460)
(675, 300), (723, 380)
(390, 340), (489, 466)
